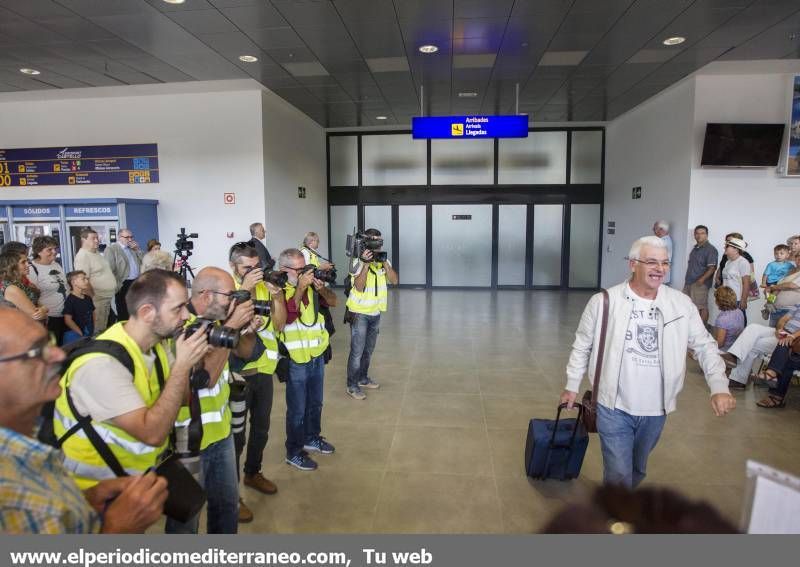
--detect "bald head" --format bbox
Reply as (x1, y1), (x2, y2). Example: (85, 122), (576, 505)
(191, 267), (234, 297)
(0, 306), (43, 354)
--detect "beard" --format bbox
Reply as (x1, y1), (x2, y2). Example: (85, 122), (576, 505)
(204, 297), (229, 321)
(152, 313), (182, 340)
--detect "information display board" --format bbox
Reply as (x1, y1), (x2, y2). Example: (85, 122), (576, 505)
(412, 115), (529, 139)
(0, 143), (159, 187)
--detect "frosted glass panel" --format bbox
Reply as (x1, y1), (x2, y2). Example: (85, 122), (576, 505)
(533, 205), (563, 286)
(329, 206), (357, 282)
(362, 134), (427, 186)
(432, 205), (492, 286)
(498, 205), (527, 285)
(498, 131), (567, 184)
(329, 135), (358, 186)
(430, 139), (494, 185)
(569, 204), (601, 288)
(364, 206), (392, 264)
(570, 130), (603, 184)
(398, 206), (426, 285)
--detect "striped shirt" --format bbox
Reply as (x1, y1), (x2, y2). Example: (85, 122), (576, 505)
(0, 426), (100, 534)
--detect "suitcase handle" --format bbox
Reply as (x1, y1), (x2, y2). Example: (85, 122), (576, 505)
(551, 402), (584, 448)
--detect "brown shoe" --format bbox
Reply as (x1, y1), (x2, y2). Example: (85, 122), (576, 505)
(244, 472), (278, 495)
(238, 498), (253, 523)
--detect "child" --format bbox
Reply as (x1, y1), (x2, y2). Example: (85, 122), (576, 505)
(761, 244), (796, 319)
(63, 270), (95, 345)
(714, 286), (745, 353)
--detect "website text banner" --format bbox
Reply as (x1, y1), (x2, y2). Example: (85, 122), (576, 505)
(0, 535), (779, 567)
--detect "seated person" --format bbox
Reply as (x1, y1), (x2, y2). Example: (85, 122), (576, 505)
(713, 286), (744, 352)
(755, 328), (800, 409)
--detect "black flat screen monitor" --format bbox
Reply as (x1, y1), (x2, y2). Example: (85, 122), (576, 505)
(701, 123), (785, 167)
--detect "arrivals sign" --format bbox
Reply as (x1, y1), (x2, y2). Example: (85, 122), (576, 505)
(412, 115), (529, 139)
(0, 143), (159, 187)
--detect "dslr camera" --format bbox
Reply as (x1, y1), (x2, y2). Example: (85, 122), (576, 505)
(183, 319), (239, 349)
(345, 229), (387, 263)
(298, 264), (337, 284)
(229, 289), (270, 317)
(242, 265), (288, 288)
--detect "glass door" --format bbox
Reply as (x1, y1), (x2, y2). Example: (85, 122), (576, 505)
(431, 204), (492, 287)
(497, 205), (527, 286)
(532, 205), (564, 287)
(568, 204), (601, 288)
(65, 222), (118, 266)
(398, 205), (426, 285)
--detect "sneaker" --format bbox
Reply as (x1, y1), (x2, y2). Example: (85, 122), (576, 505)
(304, 436), (335, 454)
(285, 452), (318, 471)
(244, 472), (278, 495)
(359, 378), (380, 389)
(238, 498), (253, 523)
(347, 386), (366, 400)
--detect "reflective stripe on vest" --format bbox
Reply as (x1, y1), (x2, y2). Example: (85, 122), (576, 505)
(233, 278), (279, 374)
(346, 264), (388, 314)
(279, 284), (329, 364)
(53, 322), (170, 490)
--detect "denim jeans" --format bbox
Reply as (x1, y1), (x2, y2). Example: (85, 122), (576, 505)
(766, 345), (800, 399)
(347, 313), (381, 388)
(233, 372), (273, 476)
(165, 434), (239, 534)
(285, 355), (325, 458)
(769, 308), (791, 328)
(596, 404), (667, 489)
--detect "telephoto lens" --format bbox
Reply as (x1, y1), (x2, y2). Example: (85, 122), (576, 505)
(252, 300), (271, 316)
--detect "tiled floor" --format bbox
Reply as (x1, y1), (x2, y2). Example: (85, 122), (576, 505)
(226, 289), (800, 533)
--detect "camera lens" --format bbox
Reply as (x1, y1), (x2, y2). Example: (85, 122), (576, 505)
(206, 325), (240, 349)
(264, 270), (288, 288)
(253, 300), (271, 317)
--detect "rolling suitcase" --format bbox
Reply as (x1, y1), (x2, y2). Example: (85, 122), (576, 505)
(525, 402), (589, 480)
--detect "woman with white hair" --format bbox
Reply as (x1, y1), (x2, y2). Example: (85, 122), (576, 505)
(652, 221), (673, 285)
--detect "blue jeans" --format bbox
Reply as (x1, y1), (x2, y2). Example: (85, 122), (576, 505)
(165, 434), (239, 534)
(769, 308), (791, 328)
(766, 344), (800, 399)
(347, 313), (381, 388)
(285, 355), (325, 458)
(596, 404), (667, 489)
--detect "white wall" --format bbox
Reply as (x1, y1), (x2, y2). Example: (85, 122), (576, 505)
(602, 79), (695, 287)
(261, 90), (327, 261)
(0, 79), (327, 272)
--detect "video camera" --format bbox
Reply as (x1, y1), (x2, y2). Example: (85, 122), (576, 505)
(345, 229), (387, 263)
(229, 289), (271, 317)
(175, 228), (198, 258)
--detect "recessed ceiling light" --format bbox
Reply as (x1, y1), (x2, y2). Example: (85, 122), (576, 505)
(163, 0), (186, 4)
(375, 116), (388, 120)
(418, 44), (438, 54)
(239, 55), (258, 63)
(662, 36), (686, 46)
(458, 91), (478, 98)
(20, 68), (40, 75)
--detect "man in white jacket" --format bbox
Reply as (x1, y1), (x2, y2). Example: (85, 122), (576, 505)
(561, 235), (736, 488)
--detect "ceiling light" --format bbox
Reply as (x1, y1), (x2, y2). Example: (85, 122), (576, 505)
(163, 0), (186, 4)
(662, 36), (686, 46)
(375, 116), (388, 120)
(238, 55), (258, 63)
(418, 44), (438, 54)
(458, 91), (478, 98)
(20, 68), (40, 75)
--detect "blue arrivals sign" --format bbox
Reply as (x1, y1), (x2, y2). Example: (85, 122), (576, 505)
(412, 115), (529, 139)
(0, 143), (159, 187)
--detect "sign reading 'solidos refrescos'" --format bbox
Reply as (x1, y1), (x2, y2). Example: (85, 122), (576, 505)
(0, 143), (159, 187)
(412, 115), (529, 139)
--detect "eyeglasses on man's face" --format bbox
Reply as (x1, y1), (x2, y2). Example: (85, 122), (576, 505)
(0, 335), (58, 364)
(632, 259), (671, 268)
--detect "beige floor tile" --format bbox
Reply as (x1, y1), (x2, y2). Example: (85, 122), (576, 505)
(372, 472), (504, 533)
(387, 426), (493, 476)
(324, 390), (405, 425)
(398, 392), (485, 429)
(495, 475), (596, 533)
(406, 367), (481, 394)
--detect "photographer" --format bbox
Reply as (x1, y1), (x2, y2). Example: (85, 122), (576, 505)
(0, 306), (169, 534)
(345, 229), (398, 400)
(166, 267), (258, 535)
(228, 243), (286, 522)
(279, 248), (338, 471)
(301, 231), (336, 364)
(53, 269), (210, 491)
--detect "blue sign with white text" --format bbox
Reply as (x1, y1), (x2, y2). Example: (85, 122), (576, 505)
(65, 204), (118, 218)
(412, 115), (529, 139)
(12, 205), (59, 219)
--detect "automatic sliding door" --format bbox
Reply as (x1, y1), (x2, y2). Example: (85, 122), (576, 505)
(497, 205), (526, 285)
(532, 205), (564, 287)
(398, 205), (426, 285)
(432, 204), (491, 287)
(364, 206), (392, 263)
(569, 204), (601, 288)
(329, 206), (357, 280)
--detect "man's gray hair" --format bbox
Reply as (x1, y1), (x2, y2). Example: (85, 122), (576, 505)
(629, 236), (668, 260)
(279, 248), (304, 268)
(654, 220), (670, 231)
(303, 232), (319, 247)
(249, 222), (263, 237)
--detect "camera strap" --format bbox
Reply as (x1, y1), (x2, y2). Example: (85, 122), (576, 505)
(298, 287), (321, 328)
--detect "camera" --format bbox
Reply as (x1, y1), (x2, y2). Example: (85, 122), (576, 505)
(345, 229), (386, 263)
(242, 265), (289, 288)
(183, 319), (239, 349)
(298, 264), (337, 284)
(175, 228), (198, 257)
(229, 289), (271, 317)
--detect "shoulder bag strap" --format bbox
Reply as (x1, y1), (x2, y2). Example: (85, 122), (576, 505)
(591, 289), (610, 403)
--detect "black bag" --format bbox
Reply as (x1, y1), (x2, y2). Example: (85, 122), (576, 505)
(153, 453), (207, 523)
(525, 403), (589, 480)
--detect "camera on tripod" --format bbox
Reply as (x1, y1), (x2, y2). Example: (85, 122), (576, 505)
(175, 228), (198, 258)
(229, 289), (271, 317)
(345, 229), (387, 263)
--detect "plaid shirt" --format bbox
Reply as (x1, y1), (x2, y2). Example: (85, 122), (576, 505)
(0, 426), (100, 534)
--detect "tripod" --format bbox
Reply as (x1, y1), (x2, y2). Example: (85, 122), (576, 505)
(173, 250), (196, 288)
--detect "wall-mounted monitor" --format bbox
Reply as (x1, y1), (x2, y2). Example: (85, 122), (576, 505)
(701, 123), (785, 167)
